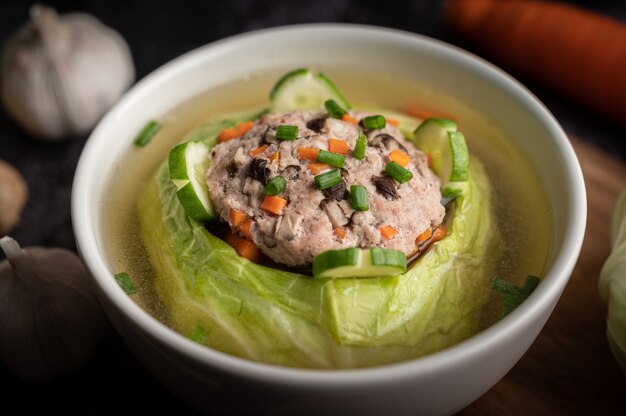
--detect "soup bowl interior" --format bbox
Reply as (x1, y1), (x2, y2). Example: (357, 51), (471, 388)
(72, 24), (586, 415)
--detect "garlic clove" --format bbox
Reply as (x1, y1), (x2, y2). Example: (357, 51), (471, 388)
(0, 160), (28, 235)
(0, 236), (106, 383)
(1, 4), (135, 140)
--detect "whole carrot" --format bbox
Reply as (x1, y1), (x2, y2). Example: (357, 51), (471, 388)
(445, 0), (626, 129)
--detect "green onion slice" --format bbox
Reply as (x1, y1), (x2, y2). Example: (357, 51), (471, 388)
(317, 149), (345, 168)
(350, 185), (369, 211)
(492, 275), (540, 316)
(133, 120), (162, 147)
(362, 115), (386, 130)
(276, 125), (298, 140)
(324, 99), (347, 119)
(264, 176), (287, 196)
(114, 272), (137, 295)
(353, 133), (367, 160)
(315, 169), (342, 190)
(385, 161), (413, 184)
(189, 325), (209, 343)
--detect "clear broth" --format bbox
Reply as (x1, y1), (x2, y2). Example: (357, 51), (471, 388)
(102, 69), (552, 333)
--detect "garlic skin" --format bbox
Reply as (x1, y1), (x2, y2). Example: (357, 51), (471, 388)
(1, 5), (135, 140)
(0, 236), (106, 383)
(0, 160), (27, 234)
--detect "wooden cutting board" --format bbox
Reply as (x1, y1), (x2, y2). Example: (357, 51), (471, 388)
(462, 137), (626, 415)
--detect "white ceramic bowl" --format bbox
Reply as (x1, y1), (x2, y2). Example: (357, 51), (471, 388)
(72, 24), (586, 415)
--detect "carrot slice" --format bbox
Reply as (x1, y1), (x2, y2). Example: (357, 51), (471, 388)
(260, 195), (288, 215)
(298, 147), (319, 161)
(425, 153), (433, 167)
(218, 128), (240, 143)
(415, 227), (432, 245)
(341, 114), (358, 125)
(387, 118), (400, 127)
(328, 139), (350, 155)
(404, 104), (454, 121)
(249, 144), (269, 156)
(226, 233), (263, 263)
(379, 225), (399, 240)
(229, 208), (248, 227)
(308, 163), (329, 174)
(237, 121), (254, 135)
(432, 224), (446, 242)
(389, 149), (410, 167)
(240, 219), (254, 241)
(334, 227), (346, 239)
(269, 152), (279, 162)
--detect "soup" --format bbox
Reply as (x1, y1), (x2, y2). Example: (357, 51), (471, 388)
(102, 69), (552, 367)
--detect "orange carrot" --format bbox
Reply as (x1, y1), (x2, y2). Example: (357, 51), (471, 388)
(379, 225), (399, 240)
(334, 227), (346, 239)
(328, 139), (350, 155)
(260, 195), (288, 215)
(236, 121), (254, 135)
(308, 163), (329, 174)
(269, 152), (279, 162)
(249, 144), (269, 156)
(425, 153), (432, 168)
(298, 147), (319, 161)
(218, 128), (239, 143)
(403, 104), (454, 121)
(389, 149), (410, 167)
(445, 0), (626, 129)
(240, 219), (254, 241)
(229, 208), (248, 227)
(341, 114), (358, 125)
(415, 228), (432, 245)
(226, 232), (263, 263)
(432, 224), (446, 242)
(387, 118), (399, 127)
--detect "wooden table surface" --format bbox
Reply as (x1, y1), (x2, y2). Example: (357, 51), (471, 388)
(462, 137), (626, 415)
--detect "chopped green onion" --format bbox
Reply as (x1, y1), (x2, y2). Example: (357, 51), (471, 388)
(317, 149), (345, 168)
(189, 325), (209, 343)
(133, 120), (162, 147)
(276, 125), (298, 140)
(442, 187), (462, 198)
(385, 161), (413, 184)
(350, 185), (369, 211)
(114, 272), (137, 295)
(264, 176), (287, 196)
(315, 169), (342, 190)
(492, 275), (540, 316)
(362, 115), (386, 130)
(353, 132), (367, 160)
(324, 99), (347, 119)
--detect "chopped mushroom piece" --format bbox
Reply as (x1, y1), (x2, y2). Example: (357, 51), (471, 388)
(274, 211), (303, 241)
(370, 133), (408, 153)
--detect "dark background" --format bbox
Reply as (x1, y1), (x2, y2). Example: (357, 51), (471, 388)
(1, 0), (625, 414)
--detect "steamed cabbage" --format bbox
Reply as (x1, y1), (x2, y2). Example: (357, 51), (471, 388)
(137, 112), (499, 368)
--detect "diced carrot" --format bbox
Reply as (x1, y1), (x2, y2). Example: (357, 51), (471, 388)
(226, 232), (263, 263)
(269, 152), (279, 162)
(404, 104), (454, 121)
(334, 227), (346, 239)
(432, 224), (446, 242)
(425, 153), (432, 167)
(229, 208), (248, 227)
(387, 118), (400, 127)
(379, 225), (399, 240)
(249, 144), (269, 156)
(328, 139), (350, 155)
(218, 128), (240, 143)
(236, 121), (254, 135)
(415, 227), (432, 245)
(308, 163), (329, 174)
(260, 195), (288, 215)
(341, 114), (358, 125)
(389, 149), (410, 167)
(298, 147), (319, 161)
(240, 219), (254, 241)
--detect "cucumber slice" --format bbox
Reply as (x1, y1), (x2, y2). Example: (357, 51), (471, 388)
(312, 247), (407, 278)
(270, 68), (350, 112)
(413, 118), (469, 187)
(168, 141), (216, 222)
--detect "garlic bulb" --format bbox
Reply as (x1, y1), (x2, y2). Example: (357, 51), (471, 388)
(0, 236), (106, 382)
(0, 160), (27, 234)
(1, 4), (134, 140)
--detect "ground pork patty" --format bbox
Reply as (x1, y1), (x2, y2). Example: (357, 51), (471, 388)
(206, 111), (445, 267)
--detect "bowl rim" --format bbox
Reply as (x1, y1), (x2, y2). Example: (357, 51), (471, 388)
(72, 23), (586, 387)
